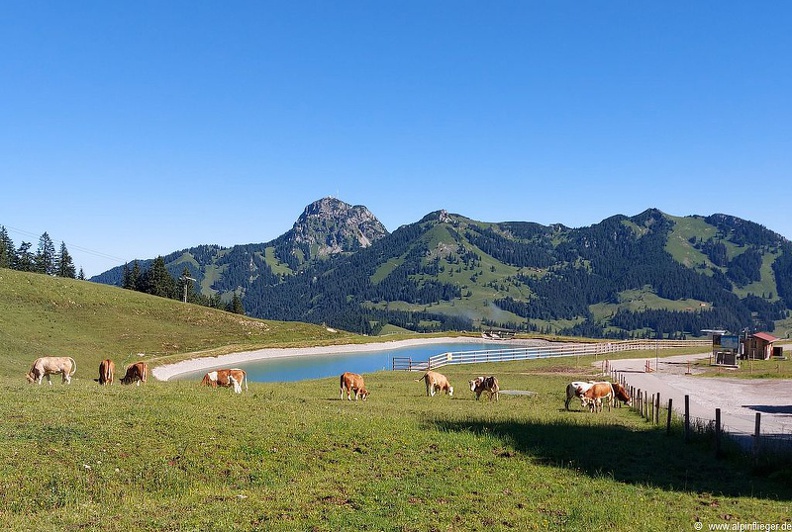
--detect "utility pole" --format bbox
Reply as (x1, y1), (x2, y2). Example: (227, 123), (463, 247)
(181, 275), (196, 303)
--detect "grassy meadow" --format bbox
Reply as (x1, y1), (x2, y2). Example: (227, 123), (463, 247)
(3, 363), (792, 531)
(2, 269), (792, 530)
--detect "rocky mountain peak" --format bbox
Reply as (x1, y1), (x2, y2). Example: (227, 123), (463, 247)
(291, 197), (388, 257)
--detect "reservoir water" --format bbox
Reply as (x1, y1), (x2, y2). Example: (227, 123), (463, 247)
(171, 341), (514, 383)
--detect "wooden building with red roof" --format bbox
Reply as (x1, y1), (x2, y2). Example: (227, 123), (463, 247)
(742, 332), (780, 360)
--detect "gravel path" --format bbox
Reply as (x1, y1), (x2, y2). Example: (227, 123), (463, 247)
(608, 351), (792, 446)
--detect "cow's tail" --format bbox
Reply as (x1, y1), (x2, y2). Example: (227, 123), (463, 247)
(68, 357), (77, 377)
(414, 373), (427, 383)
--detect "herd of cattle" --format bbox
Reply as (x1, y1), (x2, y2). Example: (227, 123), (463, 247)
(24, 356), (630, 410)
(564, 380), (633, 412)
(24, 356), (245, 392)
(25, 356), (148, 386)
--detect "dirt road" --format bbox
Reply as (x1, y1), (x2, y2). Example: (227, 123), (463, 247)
(608, 352), (792, 447)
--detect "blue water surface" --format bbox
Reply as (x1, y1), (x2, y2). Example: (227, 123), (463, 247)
(172, 341), (513, 383)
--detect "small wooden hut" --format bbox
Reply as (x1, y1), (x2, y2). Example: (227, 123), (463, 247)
(741, 332), (779, 360)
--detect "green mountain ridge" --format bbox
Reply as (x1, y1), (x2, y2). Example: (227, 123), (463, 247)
(92, 198), (792, 339)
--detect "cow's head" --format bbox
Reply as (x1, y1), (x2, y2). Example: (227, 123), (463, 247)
(359, 388), (369, 401)
(612, 383), (632, 406)
(25, 372), (35, 384)
(469, 377), (484, 392)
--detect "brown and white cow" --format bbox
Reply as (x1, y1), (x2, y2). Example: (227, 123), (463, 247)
(120, 362), (148, 386)
(564, 381), (595, 410)
(26, 356), (76, 385)
(578, 382), (615, 413)
(469, 375), (499, 401)
(200, 368), (248, 394)
(339, 372), (368, 401)
(416, 370), (453, 397)
(98, 359), (115, 386)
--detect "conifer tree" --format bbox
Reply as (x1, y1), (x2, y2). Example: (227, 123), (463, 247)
(122, 260), (143, 291)
(0, 226), (13, 269)
(34, 232), (57, 275)
(78, 268), (86, 280)
(228, 292), (245, 315)
(14, 242), (34, 272)
(121, 263), (131, 288)
(57, 242), (76, 278)
(142, 256), (176, 299)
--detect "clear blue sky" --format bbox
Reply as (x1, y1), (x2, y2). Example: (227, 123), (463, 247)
(2, 2), (790, 277)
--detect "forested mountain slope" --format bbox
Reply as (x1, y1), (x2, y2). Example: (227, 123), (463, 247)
(93, 198), (792, 338)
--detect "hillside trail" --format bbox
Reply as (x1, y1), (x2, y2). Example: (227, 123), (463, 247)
(605, 348), (792, 447)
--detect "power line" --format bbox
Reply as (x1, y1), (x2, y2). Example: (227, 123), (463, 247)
(2, 224), (127, 263)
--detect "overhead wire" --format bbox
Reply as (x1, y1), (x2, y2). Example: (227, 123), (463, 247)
(2, 224), (127, 264)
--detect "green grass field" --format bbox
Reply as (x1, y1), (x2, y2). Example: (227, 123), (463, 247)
(2, 269), (792, 530)
(2, 362), (791, 531)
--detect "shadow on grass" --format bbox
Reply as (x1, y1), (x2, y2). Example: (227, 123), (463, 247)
(432, 418), (792, 500)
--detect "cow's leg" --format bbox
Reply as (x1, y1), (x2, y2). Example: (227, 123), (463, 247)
(430, 384), (436, 397)
(46, 374), (52, 385)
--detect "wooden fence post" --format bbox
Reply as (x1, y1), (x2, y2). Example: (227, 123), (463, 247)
(650, 393), (655, 422)
(753, 412), (762, 459)
(684, 395), (690, 443)
(666, 398), (673, 435)
(655, 393), (660, 424)
(715, 408), (722, 458)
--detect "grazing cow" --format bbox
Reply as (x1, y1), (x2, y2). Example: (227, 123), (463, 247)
(120, 362), (148, 386)
(98, 359), (115, 385)
(416, 371), (453, 397)
(578, 382), (615, 413)
(339, 372), (368, 401)
(469, 376), (499, 401)
(200, 368), (248, 394)
(26, 356), (76, 385)
(611, 382), (632, 407)
(564, 381), (595, 410)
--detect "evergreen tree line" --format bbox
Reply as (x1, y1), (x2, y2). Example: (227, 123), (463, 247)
(120, 258), (245, 314)
(0, 226), (82, 279)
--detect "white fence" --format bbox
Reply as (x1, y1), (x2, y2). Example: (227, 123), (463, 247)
(392, 339), (710, 371)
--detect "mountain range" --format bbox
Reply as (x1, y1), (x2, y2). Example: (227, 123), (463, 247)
(92, 197), (792, 338)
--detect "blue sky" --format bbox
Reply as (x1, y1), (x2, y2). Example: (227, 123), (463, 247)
(2, 2), (790, 277)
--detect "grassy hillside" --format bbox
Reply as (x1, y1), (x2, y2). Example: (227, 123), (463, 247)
(0, 269), (366, 378)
